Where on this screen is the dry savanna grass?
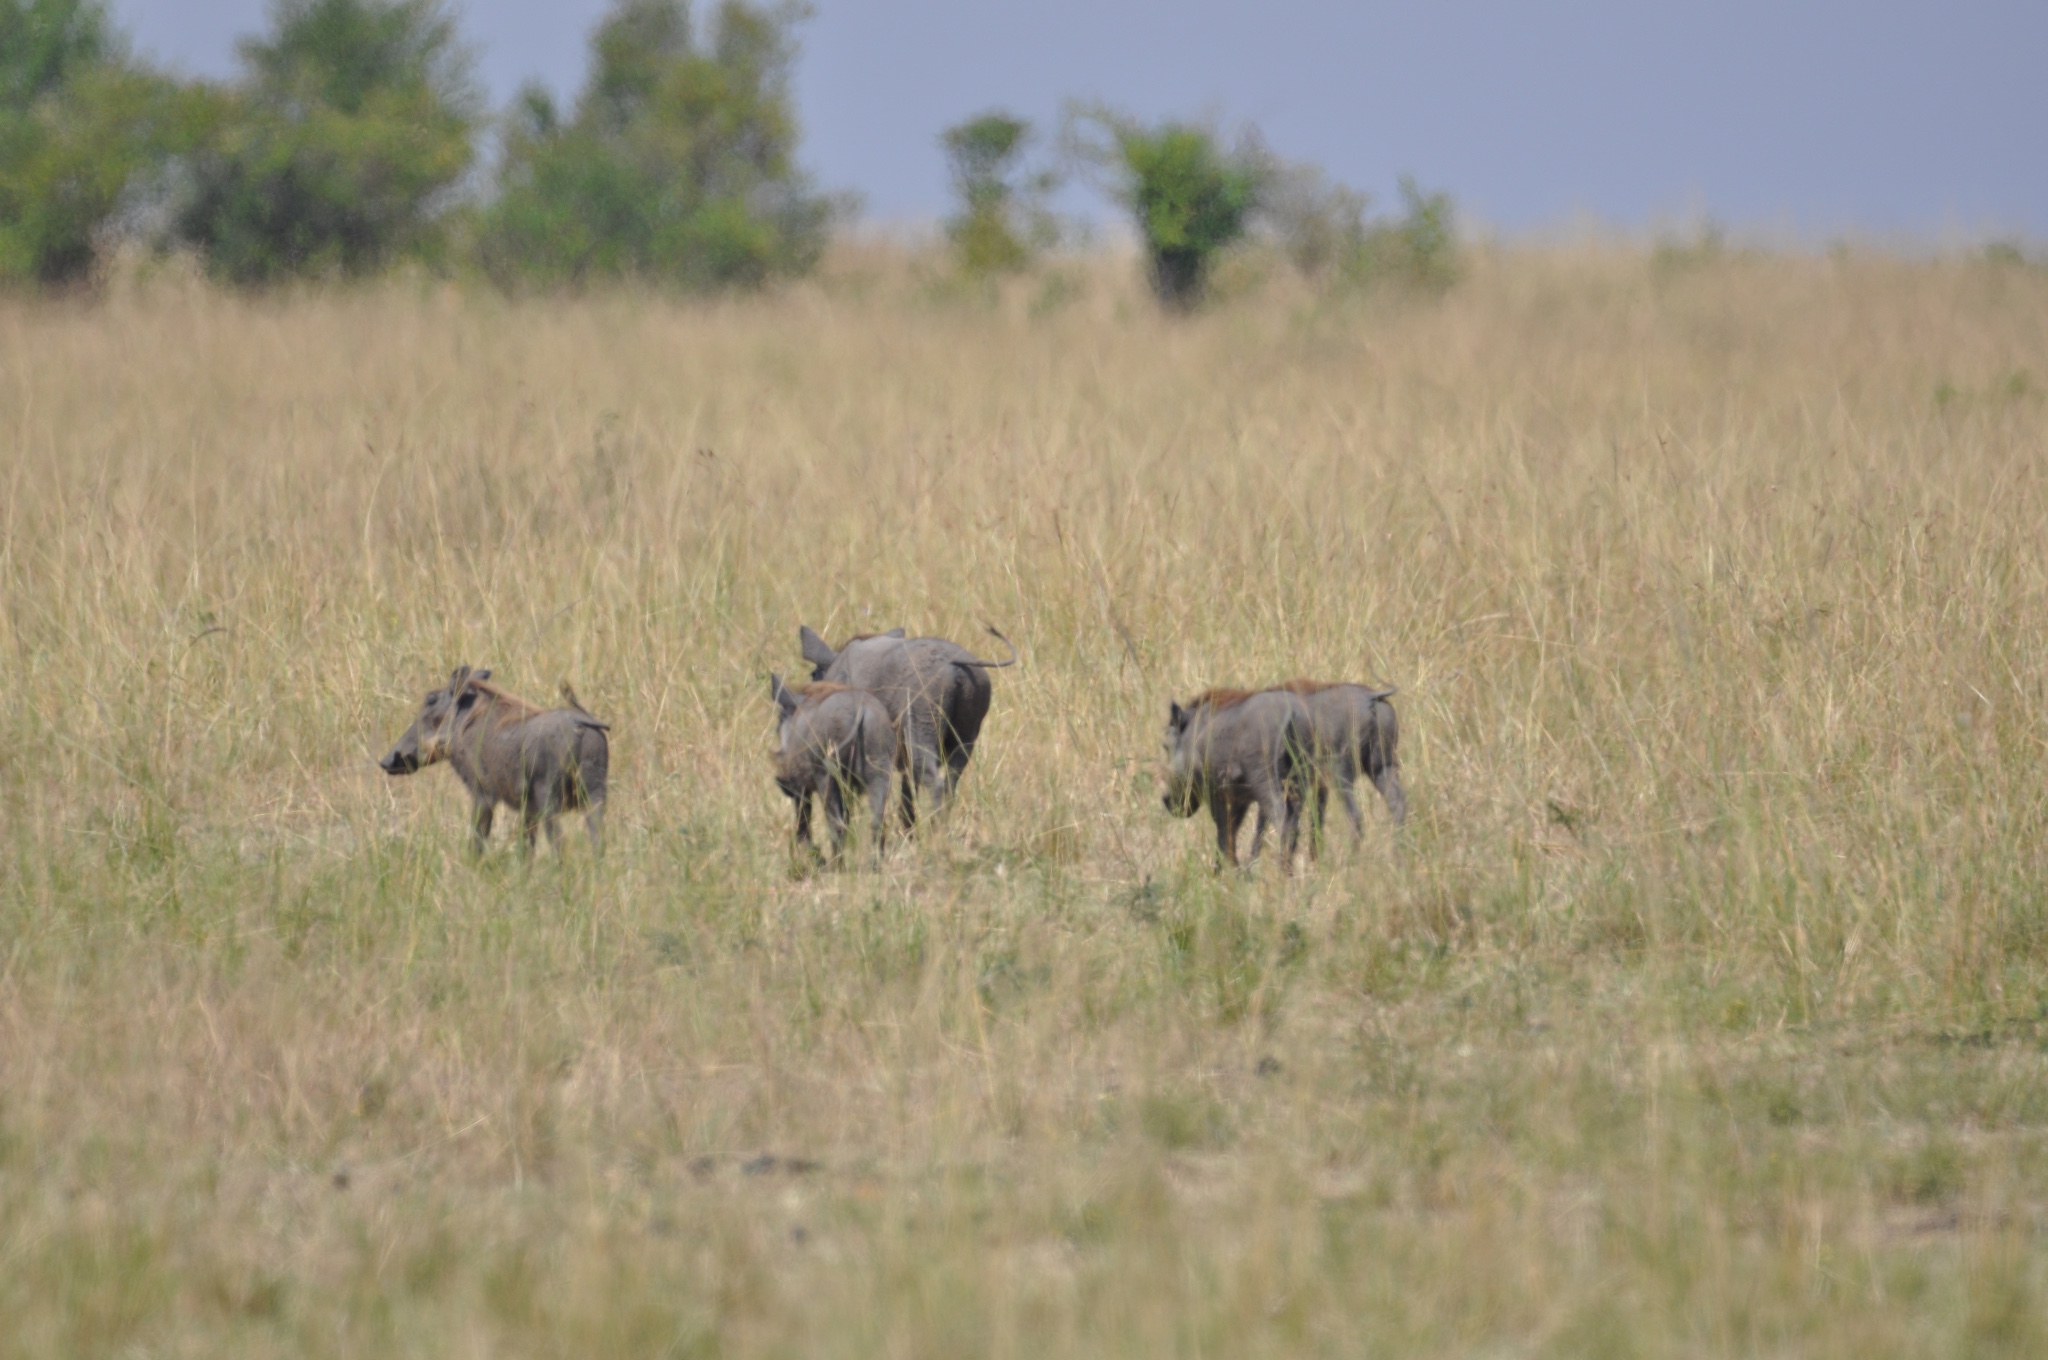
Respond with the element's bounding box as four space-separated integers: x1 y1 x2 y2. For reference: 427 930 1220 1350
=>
3 244 2047 1357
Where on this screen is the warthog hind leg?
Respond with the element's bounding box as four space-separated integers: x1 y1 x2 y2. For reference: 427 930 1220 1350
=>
865 778 890 862
470 798 495 856
1373 766 1407 826
1338 770 1366 841
520 780 559 857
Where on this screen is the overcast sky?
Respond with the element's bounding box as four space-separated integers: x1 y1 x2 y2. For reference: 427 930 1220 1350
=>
111 0 2048 239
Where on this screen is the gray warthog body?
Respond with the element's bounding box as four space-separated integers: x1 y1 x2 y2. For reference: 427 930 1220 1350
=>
1277 679 1406 841
799 624 1015 827
770 676 894 862
380 666 608 855
1161 687 1311 870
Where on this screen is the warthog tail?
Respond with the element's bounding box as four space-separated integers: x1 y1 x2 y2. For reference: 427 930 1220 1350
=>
559 680 611 730
951 624 1019 670
850 710 867 780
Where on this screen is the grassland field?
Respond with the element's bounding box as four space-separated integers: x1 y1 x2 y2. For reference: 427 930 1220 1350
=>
3 243 2048 1357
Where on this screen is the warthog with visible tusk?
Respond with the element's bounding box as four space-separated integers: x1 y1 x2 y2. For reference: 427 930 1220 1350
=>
1160 687 1312 870
770 675 895 863
379 665 608 856
1274 680 1406 844
797 624 1016 829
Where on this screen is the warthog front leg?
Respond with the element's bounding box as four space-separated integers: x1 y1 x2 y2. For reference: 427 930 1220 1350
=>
1211 790 1249 868
1248 781 1299 873
821 778 850 862
792 791 820 858
470 797 495 856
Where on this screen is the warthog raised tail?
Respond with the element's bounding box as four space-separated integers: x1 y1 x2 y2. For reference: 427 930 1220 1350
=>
798 623 1016 828
380 665 609 856
771 675 894 863
1161 687 1311 871
1276 680 1405 843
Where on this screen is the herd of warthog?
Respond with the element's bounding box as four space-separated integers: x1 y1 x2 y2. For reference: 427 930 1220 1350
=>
379 627 1404 871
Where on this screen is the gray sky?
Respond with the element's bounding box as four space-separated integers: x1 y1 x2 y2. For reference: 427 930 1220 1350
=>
112 0 2048 239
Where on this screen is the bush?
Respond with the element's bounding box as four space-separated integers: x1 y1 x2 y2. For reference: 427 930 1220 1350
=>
0 0 198 286
173 0 480 284
1350 176 1459 293
940 110 1056 276
479 0 839 291
1261 159 1368 281
1065 106 1268 308
1263 166 1459 296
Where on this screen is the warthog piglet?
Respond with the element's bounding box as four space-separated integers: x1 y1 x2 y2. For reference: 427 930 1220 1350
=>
771 674 896 863
380 665 608 855
1161 687 1312 871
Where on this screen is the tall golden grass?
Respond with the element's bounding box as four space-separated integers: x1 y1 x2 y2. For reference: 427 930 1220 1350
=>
3 243 2047 1356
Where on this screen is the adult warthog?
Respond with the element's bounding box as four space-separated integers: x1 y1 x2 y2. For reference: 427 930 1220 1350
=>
769 675 894 864
380 665 608 856
797 624 1016 828
1161 687 1312 871
1275 680 1405 844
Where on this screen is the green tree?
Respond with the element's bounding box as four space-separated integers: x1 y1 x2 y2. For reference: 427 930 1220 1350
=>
0 0 197 286
941 110 1055 275
480 0 839 290
1066 106 1268 308
174 0 480 284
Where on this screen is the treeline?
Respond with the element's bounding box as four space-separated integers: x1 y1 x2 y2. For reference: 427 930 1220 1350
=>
0 0 1459 305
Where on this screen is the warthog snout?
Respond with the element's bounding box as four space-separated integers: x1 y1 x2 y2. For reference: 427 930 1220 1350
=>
1161 702 1203 817
380 668 488 778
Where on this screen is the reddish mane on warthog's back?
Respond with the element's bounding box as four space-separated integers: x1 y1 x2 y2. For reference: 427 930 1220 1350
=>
1184 686 1257 711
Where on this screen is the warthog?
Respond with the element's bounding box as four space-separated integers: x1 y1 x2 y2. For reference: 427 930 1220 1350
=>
379 665 609 856
1161 687 1312 870
770 675 894 862
798 624 1017 828
1275 680 1406 843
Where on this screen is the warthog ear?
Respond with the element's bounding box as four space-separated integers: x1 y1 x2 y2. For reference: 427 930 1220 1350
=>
881 627 906 639
770 672 799 717
472 668 491 682
1168 701 1188 731
799 626 836 669
448 664 472 692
